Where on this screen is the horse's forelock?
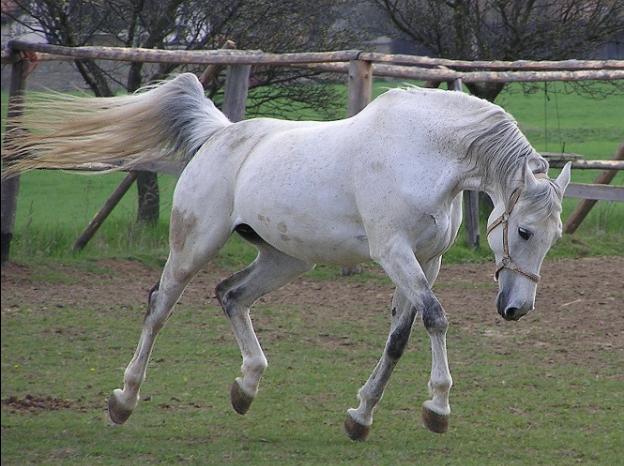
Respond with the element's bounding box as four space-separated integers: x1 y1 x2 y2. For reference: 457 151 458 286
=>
522 179 563 220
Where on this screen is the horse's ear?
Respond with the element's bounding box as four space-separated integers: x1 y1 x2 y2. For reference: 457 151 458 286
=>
554 162 572 197
523 160 539 188
527 156 549 176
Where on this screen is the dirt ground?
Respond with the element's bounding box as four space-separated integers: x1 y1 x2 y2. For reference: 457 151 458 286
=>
1 256 623 374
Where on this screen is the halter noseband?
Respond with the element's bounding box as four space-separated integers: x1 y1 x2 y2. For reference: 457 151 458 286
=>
486 188 541 283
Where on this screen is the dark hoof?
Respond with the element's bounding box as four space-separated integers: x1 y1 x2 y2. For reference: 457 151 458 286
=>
344 414 370 441
422 405 449 434
107 394 133 425
230 380 254 415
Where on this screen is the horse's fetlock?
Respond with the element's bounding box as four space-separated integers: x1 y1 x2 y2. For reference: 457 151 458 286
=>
123 371 143 394
244 355 268 374
432 375 453 393
359 386 383 405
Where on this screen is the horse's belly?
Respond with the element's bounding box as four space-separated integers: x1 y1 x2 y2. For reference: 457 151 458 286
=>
234 184 371 265
236 204 371 265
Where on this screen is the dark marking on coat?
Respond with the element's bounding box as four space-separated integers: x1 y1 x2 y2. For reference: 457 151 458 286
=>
391 307 397 317
257 214 271 225
227 133 253 150
277 222 288 233
170 208 198 252
370 161 385 173
144 281 160 320
387 309 417 360
422 293 448 332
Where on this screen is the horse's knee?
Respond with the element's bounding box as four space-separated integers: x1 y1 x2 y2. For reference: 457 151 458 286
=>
422 294 448 334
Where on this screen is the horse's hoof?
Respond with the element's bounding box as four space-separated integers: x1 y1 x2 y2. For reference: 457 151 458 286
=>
422 405 449 434
344 413 370 441
107 392 133 425
230 380 254 415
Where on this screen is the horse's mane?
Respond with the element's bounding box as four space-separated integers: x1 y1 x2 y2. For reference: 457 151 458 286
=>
399 87 560 215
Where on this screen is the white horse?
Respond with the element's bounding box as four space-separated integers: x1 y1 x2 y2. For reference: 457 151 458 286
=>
4 73 571 440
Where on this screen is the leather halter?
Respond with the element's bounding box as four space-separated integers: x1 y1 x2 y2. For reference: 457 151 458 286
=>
486 188 541 283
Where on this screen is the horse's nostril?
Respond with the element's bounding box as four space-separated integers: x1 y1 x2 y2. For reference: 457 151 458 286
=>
505 307 518 320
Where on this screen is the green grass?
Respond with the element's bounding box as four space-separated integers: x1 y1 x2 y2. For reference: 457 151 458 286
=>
2 294 622 465
1 81 623 268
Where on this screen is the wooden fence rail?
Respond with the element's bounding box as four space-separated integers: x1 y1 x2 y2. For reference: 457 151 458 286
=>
5 41 624 70
358 52 624 70
5 40 361 65
4 42 624 83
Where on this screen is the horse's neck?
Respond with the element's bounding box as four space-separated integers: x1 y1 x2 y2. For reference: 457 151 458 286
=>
454 166 508 210
376 89 538 207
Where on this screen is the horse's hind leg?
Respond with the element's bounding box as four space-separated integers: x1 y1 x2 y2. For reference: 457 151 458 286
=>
108 211 231 424
215 226 312 415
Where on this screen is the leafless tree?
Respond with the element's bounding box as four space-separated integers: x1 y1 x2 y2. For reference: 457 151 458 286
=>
7 0 355 223
371 0 624 100
369 0 623 215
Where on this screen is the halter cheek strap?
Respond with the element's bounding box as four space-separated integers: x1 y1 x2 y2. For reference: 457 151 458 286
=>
486 188 541 283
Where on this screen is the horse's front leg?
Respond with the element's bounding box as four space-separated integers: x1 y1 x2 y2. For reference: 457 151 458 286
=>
345 239 452 440
420 292 452 433
344 288 416 441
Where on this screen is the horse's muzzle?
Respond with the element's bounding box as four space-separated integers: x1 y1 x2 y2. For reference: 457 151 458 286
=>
496 292 531 321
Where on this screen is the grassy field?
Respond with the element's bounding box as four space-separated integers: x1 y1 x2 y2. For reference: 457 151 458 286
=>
3 304 619 465
2 257 623 465
1 81 622 267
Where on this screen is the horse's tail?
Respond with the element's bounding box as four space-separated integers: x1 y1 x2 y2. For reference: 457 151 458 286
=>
1 73 231 179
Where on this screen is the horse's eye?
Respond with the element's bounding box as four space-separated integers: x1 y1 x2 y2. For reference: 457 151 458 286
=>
518 227 533 240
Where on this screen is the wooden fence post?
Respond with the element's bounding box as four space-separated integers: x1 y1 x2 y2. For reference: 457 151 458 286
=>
342 59 373 276
449 78 481 248
347 59 373 116
72 171 139 251
564 143 624 234
222 64 251 122
1 56 29 265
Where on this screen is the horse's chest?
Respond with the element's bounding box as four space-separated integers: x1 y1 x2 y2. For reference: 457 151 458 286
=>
409 202 462 261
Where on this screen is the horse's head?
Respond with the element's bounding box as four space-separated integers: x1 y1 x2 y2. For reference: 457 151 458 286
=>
486 162 571 321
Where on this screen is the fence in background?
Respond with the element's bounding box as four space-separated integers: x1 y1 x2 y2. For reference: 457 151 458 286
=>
1 41 623 263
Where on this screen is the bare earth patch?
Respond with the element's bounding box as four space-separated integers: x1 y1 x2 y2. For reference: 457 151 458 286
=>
2 256 622 373
3 394 79 412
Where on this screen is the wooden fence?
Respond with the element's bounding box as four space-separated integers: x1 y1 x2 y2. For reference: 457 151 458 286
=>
1 41 623 263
